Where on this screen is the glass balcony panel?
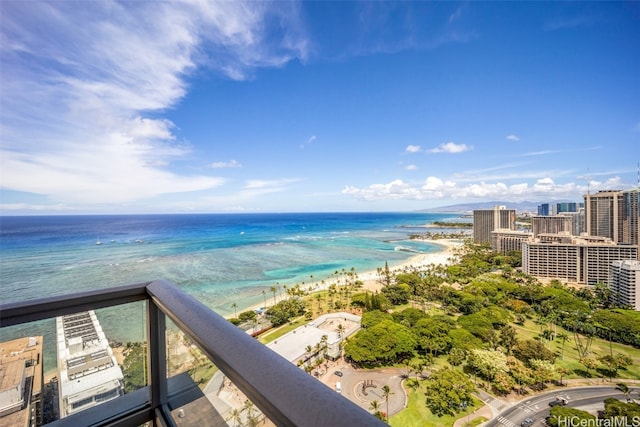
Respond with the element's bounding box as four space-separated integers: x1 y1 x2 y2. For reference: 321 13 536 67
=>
164 319 276 426
1 280 384 427
0 301 147 425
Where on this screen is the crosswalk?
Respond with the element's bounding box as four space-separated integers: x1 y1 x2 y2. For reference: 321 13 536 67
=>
495 416 516 427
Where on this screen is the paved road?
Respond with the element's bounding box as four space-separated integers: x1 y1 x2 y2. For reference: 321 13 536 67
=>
485 386 632 427
324 364 407 416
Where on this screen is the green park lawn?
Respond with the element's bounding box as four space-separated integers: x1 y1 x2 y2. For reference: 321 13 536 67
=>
511 319 640 380
389 386 483 427
258 316 307 344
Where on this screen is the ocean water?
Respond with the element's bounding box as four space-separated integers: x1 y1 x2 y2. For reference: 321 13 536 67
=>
1 212 458 369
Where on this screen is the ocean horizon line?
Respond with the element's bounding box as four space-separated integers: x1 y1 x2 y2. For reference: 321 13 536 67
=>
0 209 464 218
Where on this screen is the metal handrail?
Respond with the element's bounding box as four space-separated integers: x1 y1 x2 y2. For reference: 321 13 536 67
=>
0 279 385 427
0 281 150 327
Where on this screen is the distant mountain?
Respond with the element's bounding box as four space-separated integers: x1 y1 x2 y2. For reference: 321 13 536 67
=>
422 201 563 214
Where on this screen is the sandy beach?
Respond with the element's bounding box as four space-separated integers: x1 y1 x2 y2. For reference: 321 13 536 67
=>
358 238 463 293
236 238 464 316
40 239 464 382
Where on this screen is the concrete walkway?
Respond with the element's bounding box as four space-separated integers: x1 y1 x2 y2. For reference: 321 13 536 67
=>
452 402 493 427
452 389 508 427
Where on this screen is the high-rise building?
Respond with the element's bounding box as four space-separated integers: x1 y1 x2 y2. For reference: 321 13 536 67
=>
473 206 516 245
491 230 531 254
610 259 640 310
56 311 124 418
522 235 638 285
585 190 624 243
556 202 581 213
537 203 550 216
0 337 43 427
563 210 586 236
531 215 573 237
622 188 639 246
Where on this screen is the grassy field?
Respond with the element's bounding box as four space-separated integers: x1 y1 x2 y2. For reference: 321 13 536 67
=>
511 319 640 380
258 316 307 344
189 362 218 388
389 386 483 427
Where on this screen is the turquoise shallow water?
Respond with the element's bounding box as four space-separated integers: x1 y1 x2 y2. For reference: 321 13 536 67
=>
0 212 459 371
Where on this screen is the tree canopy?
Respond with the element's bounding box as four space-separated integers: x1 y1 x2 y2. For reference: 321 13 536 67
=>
344 319 417 366
424 368 475 417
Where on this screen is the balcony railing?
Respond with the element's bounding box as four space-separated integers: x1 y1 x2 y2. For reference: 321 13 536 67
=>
1 279 385 427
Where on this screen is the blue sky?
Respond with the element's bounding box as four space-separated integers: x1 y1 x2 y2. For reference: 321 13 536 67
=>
1 1 638 214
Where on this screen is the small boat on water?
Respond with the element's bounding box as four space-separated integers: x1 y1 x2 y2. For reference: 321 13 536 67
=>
96 237 102 245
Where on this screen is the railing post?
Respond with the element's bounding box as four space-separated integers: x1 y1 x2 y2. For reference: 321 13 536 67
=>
147 300 169 425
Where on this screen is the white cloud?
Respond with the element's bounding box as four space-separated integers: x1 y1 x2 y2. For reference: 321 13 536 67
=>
406 145 422 153
342 174 635 203
343 180 422 201
0 1 307 206
211 160 242 169
506 134 520 142
244 178 301 190
543 15 592 32
301 135 316 149
429 141 472 154
0 203 73 212
449 6 463 24
405 164 418 171
519 146 602 158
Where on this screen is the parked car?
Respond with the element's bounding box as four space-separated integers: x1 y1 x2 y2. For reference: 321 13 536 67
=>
549 397 568 407
521 418 534 427
334 371 343 377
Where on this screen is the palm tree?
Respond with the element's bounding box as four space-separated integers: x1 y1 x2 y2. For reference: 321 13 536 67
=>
557 332 569 360
616 383 632 402
381 385 393 421
336 323 345 340
407 378 420 393
262 289 267 308
231 302 238 318
270 286 277 305
369 400 380 413
556 366 570 386
243 399 256 422
230 408 242 427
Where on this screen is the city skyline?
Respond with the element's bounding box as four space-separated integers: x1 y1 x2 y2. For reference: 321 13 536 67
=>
1 1 639 215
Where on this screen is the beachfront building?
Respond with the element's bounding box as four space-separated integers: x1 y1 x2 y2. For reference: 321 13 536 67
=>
609 260 640 310
56 311 124 418
473 206 516 245
0 337 43 427
267 313 361 366
491 229 531 254
522 235 638 285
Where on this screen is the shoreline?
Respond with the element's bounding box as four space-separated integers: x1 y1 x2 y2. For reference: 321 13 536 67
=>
41 238 464 381
234 238 464 316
